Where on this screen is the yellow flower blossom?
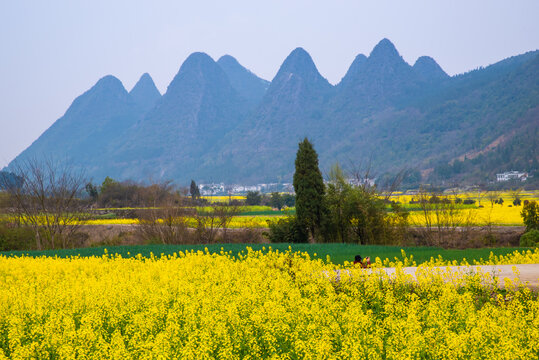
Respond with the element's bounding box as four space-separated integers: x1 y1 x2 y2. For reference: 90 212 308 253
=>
0 248 537 358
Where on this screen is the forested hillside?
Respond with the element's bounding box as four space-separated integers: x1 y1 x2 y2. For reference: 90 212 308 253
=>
6 39 538 185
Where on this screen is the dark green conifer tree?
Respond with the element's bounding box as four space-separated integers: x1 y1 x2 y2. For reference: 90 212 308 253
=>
190 180 200 200
293 138 327 241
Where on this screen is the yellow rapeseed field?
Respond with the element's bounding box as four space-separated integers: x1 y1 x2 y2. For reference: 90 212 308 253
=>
392 191 539 226
202 195 246 203
86 216 278 228
389 190 539 205
1 248 538 359
85 207 523 227
407 205 525 226
86 191 537 227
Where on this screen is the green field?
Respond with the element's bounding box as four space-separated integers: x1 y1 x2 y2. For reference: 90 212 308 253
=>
0 243 531 265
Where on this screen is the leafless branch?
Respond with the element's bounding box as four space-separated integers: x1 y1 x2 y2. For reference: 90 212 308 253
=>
1 157 88 249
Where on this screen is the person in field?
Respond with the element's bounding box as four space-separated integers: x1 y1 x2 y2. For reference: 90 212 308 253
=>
354 254 371 268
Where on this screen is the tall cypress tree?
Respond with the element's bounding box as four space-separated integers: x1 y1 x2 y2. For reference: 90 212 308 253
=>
293 138 327 241
190 180 200 200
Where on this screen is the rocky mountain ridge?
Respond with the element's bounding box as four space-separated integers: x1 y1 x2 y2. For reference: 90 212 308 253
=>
6 39 539 185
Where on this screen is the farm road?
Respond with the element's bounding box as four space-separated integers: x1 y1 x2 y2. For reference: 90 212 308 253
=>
380 264 539 291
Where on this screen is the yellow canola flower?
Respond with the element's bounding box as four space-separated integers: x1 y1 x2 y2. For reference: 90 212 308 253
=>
372 247 539 268
80 204 529 227
389 190 539 226
201 195 246 203
81 216 279 227
0 249 538 359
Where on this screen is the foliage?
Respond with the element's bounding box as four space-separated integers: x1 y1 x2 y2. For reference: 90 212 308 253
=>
0 222 34 251
98 177 178 208
268 192 296 210
326 164 404 245
98 177 137 207
269 192 284 210
100 176 118 194
520 229 539 247
189 180 200 200
245 191 262 206
346 185 390 245
282 193 296 207
1 249 538 358
521 200 539 231
325 164 350 243
266 217 308 243
293 138 327 241
85 182 98 201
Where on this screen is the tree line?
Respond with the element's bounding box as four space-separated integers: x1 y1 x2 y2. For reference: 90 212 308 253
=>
2 145 538 251
267 138 408 245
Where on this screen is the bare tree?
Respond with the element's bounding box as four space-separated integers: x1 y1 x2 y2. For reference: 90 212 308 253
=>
133 181 195 244
381 168 414 201
0 191 10 211
1 158 88 249
476 186 488 207
346 158 413 200
194 204 240 243
136 200 191 244
347 157 375 192
486 190 500 208
415 187 435 242
449 187 461 204
141 180 176 207
415 187 475 247
509 188 523 206
224 184 234 204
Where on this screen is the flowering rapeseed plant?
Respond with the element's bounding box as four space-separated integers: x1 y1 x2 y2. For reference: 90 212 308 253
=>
357 248 539 268
0 248 537 359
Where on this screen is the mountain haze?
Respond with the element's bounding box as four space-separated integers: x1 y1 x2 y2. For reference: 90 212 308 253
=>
6 40 539 185
217 55 269 107
216 47 334 182
107 52 250 181
11 75 142 175
129 73 161 112
413 56 449 82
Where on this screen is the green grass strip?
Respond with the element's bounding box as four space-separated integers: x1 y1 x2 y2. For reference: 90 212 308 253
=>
0 243 530 265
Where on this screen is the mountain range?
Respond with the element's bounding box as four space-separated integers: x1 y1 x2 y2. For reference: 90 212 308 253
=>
5 39 539 185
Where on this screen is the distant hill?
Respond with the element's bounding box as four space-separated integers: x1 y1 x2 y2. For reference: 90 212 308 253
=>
104 52 251 182
129 73 161 113
5 40 539 185
217 55 269 108
413 56 449 82
218 47 334 182
0 171 22 190
9 75 143 179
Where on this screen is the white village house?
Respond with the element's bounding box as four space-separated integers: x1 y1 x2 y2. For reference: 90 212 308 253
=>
496 171 528 182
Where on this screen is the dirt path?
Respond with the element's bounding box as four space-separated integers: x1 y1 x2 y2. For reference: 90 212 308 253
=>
330 264 539 291
379 264 539 291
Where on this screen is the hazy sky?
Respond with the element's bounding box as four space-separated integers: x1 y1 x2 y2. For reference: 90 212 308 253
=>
1 0 538 168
